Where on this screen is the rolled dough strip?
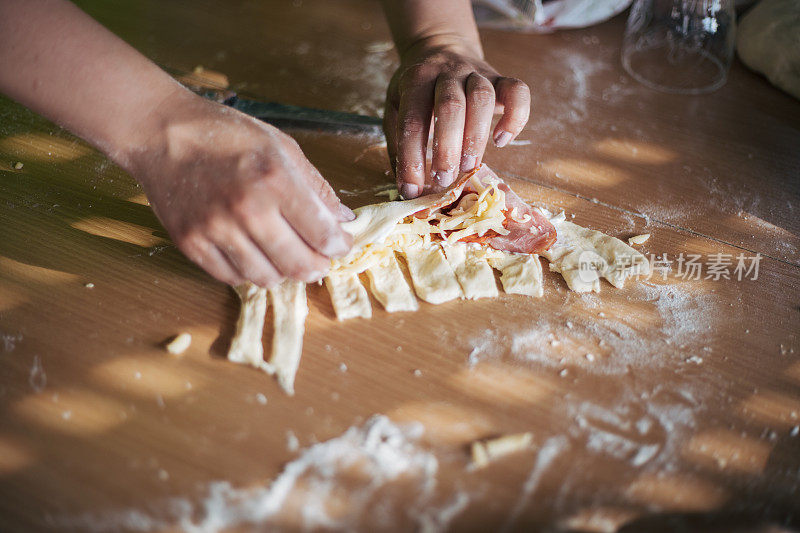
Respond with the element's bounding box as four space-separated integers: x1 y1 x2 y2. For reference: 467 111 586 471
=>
442 243 499 300
403 246 463 304
227 283 270 371
267 281 308 396
365 255 419 312
542 219 650 293
324 272 372 320
488 253 544 297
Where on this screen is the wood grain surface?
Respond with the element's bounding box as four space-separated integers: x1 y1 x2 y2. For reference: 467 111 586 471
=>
1 1 799 531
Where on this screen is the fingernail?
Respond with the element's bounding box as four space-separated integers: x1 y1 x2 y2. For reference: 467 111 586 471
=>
434 169 455 188
338 203 356 221
400 183 420 199
460 155 478 172
322 234 350 257
494 131 513 148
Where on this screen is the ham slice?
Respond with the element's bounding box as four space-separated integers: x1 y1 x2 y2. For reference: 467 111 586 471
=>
458 166 557 254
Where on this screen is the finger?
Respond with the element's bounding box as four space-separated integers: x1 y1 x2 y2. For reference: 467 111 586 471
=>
299 157 355 222
383 103 399 177
430 75 466 188
493 77 531 147
181 233 245 286
461 72 496 172
246 210 331 283
272 171 353 258
396 66 435 198
206 217 284 287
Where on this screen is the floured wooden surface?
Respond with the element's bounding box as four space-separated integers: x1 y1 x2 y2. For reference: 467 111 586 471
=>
1 1 799 531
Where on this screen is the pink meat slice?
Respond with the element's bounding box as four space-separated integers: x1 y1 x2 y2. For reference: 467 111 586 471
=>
463 166 557 254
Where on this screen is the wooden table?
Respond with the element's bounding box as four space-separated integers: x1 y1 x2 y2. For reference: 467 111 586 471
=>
1 1 798 531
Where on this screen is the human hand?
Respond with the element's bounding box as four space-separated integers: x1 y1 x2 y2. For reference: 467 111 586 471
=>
383 39 531 198
124 93 354 288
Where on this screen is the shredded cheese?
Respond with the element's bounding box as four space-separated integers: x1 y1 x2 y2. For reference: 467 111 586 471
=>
333 176 512 276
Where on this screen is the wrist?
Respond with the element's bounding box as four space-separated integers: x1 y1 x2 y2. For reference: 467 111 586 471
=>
399 32 484 63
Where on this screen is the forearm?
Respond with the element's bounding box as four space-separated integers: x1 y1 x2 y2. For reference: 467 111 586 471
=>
0 0 187 170
380 0 483 59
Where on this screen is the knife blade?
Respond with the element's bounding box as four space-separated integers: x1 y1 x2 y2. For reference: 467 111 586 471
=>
200 90 384 135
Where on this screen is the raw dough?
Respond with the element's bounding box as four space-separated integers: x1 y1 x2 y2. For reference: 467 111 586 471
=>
471 432 534 468
542 216 650 293
487 253 544 297
325 272 372 320
267 281 308 395
365 255 419 312
442 243 499 300
737 0 800 101
227 283 270 370
403 246 464 304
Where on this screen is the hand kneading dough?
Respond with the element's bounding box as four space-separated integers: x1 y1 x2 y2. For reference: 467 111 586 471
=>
737 0 800 100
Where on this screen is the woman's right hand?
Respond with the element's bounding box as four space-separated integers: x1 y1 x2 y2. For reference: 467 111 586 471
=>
124 92 354 288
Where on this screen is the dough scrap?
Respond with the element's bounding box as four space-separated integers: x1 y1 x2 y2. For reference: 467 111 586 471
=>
325 271 372 320
442 243 499 300
365 255 419 312
471 432 534 468
166 333 192 355
403 246 463 304
267 281 308 396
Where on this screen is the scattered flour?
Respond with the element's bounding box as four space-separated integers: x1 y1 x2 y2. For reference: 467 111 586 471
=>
29 355 46 393
52 416 468 533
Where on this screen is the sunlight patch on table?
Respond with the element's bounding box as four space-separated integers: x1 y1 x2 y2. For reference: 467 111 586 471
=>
738 390 800 429
0 435 36 474
11 389 127 436
90 355 204 399
70 216 166 248
0 256 80 285
593 138 675 164
542 159 628 188
0 132 92 162
447 362 557 407
626 472 727 512
682 428 772 474
387 401 494 445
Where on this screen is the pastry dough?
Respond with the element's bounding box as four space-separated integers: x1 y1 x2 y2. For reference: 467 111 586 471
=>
225 165 652 394
402 247 463 304
542 217 650 293
325 272 372 320
365 255 419 312
227 283 270 371
487 253 544 297
442 243 498 300
267 281 308 396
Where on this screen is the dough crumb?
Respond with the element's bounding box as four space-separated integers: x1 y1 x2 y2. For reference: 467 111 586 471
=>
166 333 192 355
13 161 23 170
628 233 651 245
84 282 95 289
339 362 348 373
413 369 422 377
471 432 533 468
255 393 267 405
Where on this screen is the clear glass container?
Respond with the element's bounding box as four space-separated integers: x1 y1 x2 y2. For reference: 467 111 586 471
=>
622 0 736 94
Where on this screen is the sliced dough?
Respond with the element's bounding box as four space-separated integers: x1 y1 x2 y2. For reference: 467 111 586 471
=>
442 243 499 300
324 272 372 320
267 281 308 396
542 220 650 293
227 283 270 370
403 246 463 304
365 255 419 312
488 253 544 297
